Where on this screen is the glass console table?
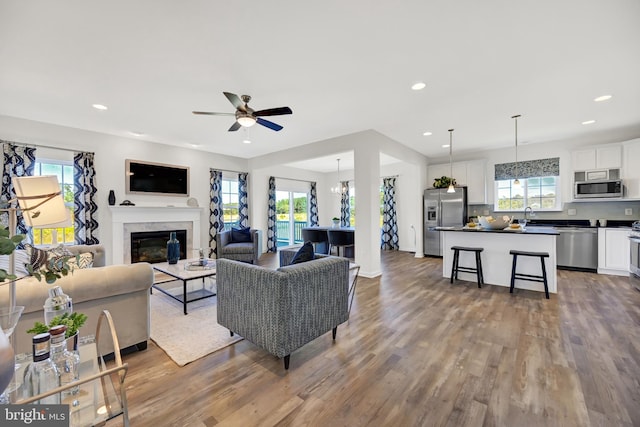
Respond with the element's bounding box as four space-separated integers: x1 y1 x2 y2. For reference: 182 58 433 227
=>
9 310 129 426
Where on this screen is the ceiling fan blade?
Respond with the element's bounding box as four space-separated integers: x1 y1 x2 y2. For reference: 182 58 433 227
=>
192 111 235 116
223 92 247 112
228 121 242 132
254 106 293 117
257 117 283 131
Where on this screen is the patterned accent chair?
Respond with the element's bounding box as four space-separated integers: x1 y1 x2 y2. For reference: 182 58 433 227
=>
215 229 260 264
216 251 350 369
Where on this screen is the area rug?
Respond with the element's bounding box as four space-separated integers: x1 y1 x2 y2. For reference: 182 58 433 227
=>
149 288 243 366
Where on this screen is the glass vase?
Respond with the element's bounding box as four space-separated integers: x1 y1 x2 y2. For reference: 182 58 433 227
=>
167 232 180 264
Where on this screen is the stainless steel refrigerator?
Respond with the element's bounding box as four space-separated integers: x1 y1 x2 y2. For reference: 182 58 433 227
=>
423 187 468 256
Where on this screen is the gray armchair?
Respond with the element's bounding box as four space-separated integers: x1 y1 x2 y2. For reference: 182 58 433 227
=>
216 253 350 369
215 228 260 264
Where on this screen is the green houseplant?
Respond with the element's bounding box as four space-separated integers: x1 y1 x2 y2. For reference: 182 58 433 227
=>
0 226 86 338
433 176 457 189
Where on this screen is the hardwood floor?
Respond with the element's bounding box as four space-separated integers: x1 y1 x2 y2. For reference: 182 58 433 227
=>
107 251 640 426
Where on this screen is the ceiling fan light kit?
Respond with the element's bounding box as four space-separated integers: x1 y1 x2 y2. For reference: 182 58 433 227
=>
193 92 292 132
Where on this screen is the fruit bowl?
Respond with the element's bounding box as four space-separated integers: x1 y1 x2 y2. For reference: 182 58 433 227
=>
477 215 512 230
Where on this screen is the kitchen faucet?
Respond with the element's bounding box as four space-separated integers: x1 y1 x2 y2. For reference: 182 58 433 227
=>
524 206 533 223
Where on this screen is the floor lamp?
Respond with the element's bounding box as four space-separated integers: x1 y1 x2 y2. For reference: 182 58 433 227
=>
0 175 71 395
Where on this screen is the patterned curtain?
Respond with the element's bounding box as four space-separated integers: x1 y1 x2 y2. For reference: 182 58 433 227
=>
340 181 350 227
209 169 224 258
267 176 277 253
73 152 100 245
1 142 36 246
381 177 399 250
238 172 249 228
309 181 319 226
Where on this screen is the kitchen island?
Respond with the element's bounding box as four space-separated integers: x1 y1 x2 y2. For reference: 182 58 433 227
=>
440 226 559 294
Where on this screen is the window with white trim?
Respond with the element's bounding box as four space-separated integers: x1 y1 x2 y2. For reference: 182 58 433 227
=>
494 157 561 212
33 161 75 244
221 178 239 230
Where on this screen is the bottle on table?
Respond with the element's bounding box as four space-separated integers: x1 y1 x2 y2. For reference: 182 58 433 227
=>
49 325 80 399
23 332 60 404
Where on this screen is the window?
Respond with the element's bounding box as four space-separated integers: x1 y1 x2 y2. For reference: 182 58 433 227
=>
275 191 308 247
33 161 75 245
221 178 239 230
495 176 560 211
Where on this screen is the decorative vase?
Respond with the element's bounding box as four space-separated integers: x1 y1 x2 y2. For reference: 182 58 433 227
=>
43 286 73 326
332 219 340 228
0 329 14 401
167 232 180 264
108 190 116 206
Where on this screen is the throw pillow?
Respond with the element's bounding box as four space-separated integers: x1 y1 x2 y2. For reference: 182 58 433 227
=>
24 243 75 270
66 252 94 270
231 227 252 243
0 249 30 276
290 241 315 265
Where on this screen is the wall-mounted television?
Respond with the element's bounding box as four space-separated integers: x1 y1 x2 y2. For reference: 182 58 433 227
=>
125 159 190 196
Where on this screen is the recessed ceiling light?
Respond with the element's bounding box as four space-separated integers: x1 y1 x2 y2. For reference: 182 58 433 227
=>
92 104 108 110
242 139 252 144
411 82 426 91
582 120 596 125
594 95 612 102
423 131 433 136
128 131 145 137
442 144 450 148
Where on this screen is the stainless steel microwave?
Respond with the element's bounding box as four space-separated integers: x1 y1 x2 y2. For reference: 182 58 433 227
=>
574 179 623 199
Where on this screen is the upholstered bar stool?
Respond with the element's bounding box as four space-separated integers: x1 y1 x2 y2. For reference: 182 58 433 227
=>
327 229 355 258
509 250 550 299
450 246 484 288
301 228 329 254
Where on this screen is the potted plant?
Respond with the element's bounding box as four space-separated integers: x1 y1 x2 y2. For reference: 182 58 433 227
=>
433 176 456 189
332 217 340 228
0 226 86 348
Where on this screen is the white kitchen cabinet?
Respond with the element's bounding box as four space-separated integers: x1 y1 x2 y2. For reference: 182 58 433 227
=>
598 228 631 276
427 160 486 204
622 138 640 198
572 145 622 172
465 160 486 204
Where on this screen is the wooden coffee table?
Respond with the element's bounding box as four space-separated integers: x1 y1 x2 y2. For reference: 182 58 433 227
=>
152 259 216 315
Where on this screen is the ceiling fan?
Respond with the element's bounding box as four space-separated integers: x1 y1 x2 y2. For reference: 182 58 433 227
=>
192 92 292 132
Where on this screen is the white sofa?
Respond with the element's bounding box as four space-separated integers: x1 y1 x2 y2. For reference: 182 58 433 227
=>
0 245 154 355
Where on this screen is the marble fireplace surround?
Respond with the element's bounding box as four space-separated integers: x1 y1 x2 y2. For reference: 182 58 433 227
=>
110 206 203 264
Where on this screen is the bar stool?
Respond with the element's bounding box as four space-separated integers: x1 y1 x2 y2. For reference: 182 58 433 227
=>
509 250 550 299
450 246 484 288
327 229 355 258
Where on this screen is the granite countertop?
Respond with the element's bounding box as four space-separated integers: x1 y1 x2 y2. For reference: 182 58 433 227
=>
437 226 559 235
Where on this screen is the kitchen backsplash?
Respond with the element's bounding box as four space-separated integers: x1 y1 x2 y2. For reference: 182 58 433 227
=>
469 200 640 221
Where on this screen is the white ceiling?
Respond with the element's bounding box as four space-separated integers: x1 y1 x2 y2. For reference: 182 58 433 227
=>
1 1 639 172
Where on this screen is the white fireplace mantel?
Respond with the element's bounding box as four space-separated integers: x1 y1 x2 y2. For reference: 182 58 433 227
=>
110 206 203 264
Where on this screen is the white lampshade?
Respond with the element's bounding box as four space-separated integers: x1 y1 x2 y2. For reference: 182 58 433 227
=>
11 176 72 228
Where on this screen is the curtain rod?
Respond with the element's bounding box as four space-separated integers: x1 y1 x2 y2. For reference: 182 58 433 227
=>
211 168 249 175
271 176 314 184
1 140 94 155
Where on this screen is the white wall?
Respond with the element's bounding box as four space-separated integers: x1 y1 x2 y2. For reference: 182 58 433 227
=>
1 116 429 269
0 115 248 264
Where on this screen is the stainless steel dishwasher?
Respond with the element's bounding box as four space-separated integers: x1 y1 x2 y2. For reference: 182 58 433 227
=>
556 227 598 271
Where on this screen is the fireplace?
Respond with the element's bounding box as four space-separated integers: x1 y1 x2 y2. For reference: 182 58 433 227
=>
131 230 187 263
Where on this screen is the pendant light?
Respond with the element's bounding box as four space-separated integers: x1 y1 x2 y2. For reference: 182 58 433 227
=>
330 158 346 195
512 115 521 186
447 129 455 193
